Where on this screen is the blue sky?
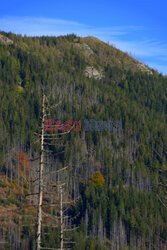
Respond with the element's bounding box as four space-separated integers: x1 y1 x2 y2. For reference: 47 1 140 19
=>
0 0 167 74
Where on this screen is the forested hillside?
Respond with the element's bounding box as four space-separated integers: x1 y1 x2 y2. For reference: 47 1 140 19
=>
0 31 167 249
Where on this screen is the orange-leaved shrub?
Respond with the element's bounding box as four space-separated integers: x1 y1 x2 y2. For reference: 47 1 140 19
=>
89 171 105 187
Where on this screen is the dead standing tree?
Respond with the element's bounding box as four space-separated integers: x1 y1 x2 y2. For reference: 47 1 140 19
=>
37 93 45 250
35 92 77 250
53 172 77 250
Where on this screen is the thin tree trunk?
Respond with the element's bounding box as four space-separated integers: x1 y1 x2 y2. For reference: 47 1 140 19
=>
37 94 45 250
60 185 63 250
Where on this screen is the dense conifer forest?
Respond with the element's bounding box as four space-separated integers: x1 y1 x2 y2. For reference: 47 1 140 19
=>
0 31 167 249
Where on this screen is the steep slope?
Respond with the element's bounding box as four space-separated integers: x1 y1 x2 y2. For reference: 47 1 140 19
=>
0 32 166 250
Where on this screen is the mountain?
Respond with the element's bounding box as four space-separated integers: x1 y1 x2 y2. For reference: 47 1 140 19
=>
0 31 166 249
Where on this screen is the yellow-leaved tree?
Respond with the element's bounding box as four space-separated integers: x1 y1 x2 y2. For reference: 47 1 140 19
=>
89 171 105 187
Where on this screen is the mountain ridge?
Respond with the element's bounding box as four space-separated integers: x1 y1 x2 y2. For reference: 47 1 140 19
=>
0 31 155 80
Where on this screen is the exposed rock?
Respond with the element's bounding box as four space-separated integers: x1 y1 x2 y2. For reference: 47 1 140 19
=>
137 63 153 75
75 42 93 56
0 34 13 45
82 43 94 56
85 66 104 80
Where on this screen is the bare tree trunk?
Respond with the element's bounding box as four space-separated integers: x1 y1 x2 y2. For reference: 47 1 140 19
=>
37 94 45 250
60 185 64 250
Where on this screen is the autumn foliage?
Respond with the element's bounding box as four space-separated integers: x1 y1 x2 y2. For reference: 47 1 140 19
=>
89 171 105 187
17 85 24 93
17 152 29 177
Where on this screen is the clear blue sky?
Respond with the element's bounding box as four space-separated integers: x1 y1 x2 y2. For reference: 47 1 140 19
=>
0 0 167 74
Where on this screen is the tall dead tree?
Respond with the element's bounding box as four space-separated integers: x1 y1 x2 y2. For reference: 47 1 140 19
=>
55 177 77 250
35 92 77 250
37 93 45 250
60 184 64 250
